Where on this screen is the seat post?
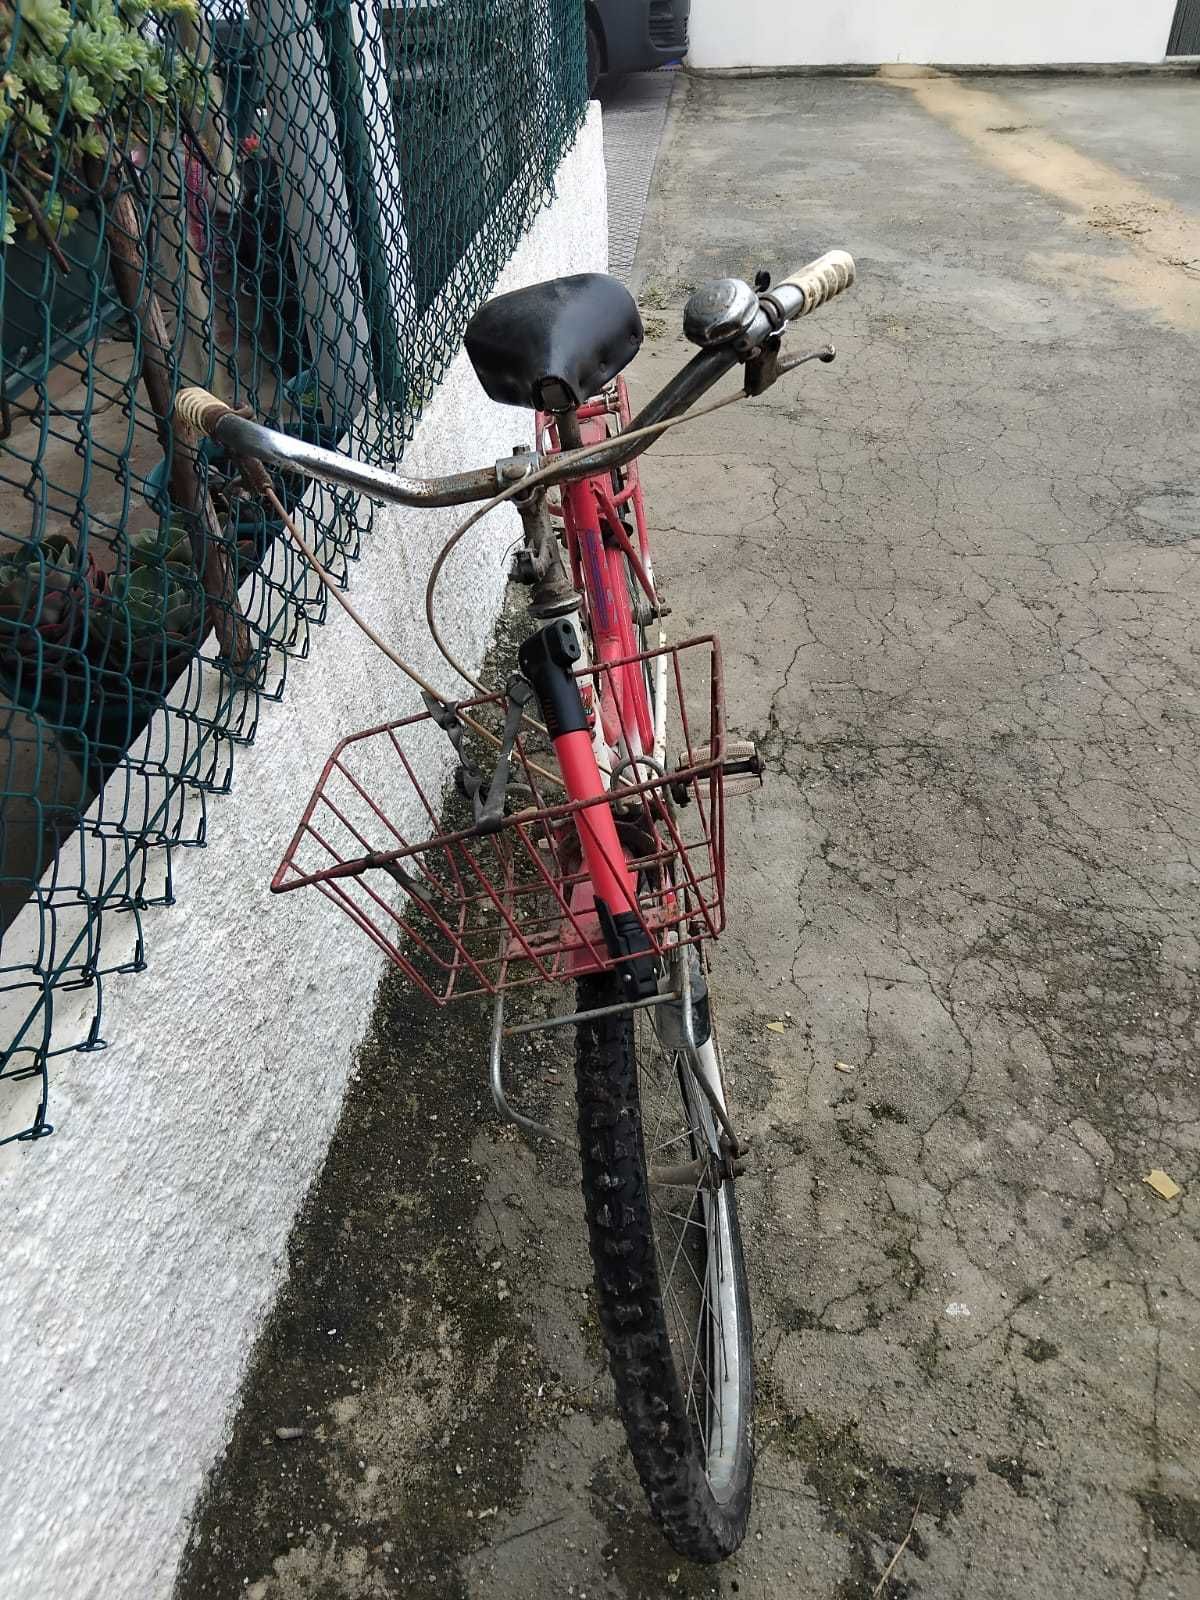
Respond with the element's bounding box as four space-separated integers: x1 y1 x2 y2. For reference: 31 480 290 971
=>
556 408 583 451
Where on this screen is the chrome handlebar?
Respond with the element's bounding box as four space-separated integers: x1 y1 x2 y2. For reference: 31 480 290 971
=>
203 411 504 508
175 250 855 510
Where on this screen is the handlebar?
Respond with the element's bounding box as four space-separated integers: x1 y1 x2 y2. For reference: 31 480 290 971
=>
771 249 856 321
174 391 502 507
175 249 855 508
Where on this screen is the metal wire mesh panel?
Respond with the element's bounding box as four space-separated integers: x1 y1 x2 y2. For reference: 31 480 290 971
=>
272 639 727 1003
0 0 586 1143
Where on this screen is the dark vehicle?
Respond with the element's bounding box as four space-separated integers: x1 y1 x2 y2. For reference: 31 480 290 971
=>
586 0 690 92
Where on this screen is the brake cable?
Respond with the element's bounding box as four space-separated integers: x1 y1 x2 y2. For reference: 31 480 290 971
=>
424 346 835 694
248 470 564 789
427 382 749 696
241 346 831 792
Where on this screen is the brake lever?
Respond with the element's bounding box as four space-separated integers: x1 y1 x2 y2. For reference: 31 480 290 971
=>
743 341 837 398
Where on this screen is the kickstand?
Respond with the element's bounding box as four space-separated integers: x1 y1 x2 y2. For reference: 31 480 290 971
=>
488 994 559 1142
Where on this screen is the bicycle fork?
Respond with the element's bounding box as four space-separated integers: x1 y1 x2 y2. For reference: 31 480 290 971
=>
518 618 658 1002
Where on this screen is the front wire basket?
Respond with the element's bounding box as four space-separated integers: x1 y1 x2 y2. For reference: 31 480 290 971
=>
272 637 727 1004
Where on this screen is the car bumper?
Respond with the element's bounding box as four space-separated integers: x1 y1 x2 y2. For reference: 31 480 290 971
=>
596 0 690 75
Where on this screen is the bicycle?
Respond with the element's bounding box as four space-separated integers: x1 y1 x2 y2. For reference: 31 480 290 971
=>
175 246 855 1562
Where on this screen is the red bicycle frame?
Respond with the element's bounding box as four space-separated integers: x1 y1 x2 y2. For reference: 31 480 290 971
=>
539 379 658 758
526 378 666 989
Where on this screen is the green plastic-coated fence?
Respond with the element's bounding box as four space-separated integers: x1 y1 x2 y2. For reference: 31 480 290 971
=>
0 0 587 1143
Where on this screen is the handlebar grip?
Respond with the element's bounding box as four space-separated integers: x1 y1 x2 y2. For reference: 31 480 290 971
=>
176 386 233 437
777 250 856 317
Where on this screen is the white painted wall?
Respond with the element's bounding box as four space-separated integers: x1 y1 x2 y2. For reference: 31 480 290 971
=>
688 0 1181 69
0 102 606 1600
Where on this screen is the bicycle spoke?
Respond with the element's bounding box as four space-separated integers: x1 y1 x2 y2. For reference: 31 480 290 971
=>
683 1301 709 1442
620 1002 745 1502
653 1226 694 1366
657 1161 718 1446
660 1246 713 1437
647 1126 696 1159
697 1268 718 1469
642 1046 676 1150
664 1172 707 1291
658 1207 708 1230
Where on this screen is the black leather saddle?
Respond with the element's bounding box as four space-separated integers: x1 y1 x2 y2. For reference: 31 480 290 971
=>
464 273 643 412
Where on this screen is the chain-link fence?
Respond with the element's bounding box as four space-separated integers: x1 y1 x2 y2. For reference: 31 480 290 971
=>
0 0 587 1144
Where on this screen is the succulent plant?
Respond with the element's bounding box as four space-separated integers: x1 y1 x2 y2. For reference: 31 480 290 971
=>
0 531 102 659
89 521 203 683
0 0 209 248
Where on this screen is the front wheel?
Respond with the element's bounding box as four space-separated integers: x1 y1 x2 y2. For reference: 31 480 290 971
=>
575 972 754 1560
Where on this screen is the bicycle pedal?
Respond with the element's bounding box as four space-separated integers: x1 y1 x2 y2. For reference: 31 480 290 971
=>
722 740 761 768
723 740 764 796
674 739 763 802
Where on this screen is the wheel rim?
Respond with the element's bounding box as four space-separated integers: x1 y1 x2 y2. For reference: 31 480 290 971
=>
636 1011 747 1500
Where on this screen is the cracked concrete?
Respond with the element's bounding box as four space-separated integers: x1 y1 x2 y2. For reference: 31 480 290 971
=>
175 73 1199 1600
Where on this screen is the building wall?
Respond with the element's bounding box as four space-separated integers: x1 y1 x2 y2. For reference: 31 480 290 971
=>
688 0 1181 69
0 102 606 1600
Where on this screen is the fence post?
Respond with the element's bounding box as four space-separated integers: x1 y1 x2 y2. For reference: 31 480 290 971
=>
246 0 374 432
322 0 414 409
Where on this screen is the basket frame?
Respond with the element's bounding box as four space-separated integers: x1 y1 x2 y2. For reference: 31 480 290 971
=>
271 636 727 1004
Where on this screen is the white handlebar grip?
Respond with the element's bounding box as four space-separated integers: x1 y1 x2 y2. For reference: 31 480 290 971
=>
779 249 856 315
175 386 231 435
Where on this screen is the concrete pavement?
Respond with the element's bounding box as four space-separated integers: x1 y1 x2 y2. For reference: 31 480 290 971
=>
176 71 1200 1600
599 71 675 283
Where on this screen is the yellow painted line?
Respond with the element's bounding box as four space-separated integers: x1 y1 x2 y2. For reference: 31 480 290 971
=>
881 65 1200 332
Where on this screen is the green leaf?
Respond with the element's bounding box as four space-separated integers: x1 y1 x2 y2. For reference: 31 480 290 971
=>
0 204 15 248
2 0 211 180
33 192 81 242
18 0 73 55
65 22 131 96
138 64 169 101
124 567 174 625
75 128 107 159
19 98 53 142
64 71 104 123
19 54 61 98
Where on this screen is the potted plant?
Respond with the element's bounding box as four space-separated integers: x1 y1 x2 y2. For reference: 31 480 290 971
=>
0 531 106 668
88 522 204 695
142 444 286 581
2 4 255 676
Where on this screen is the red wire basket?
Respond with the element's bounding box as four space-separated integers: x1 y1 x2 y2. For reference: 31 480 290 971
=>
271 637 727 1004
